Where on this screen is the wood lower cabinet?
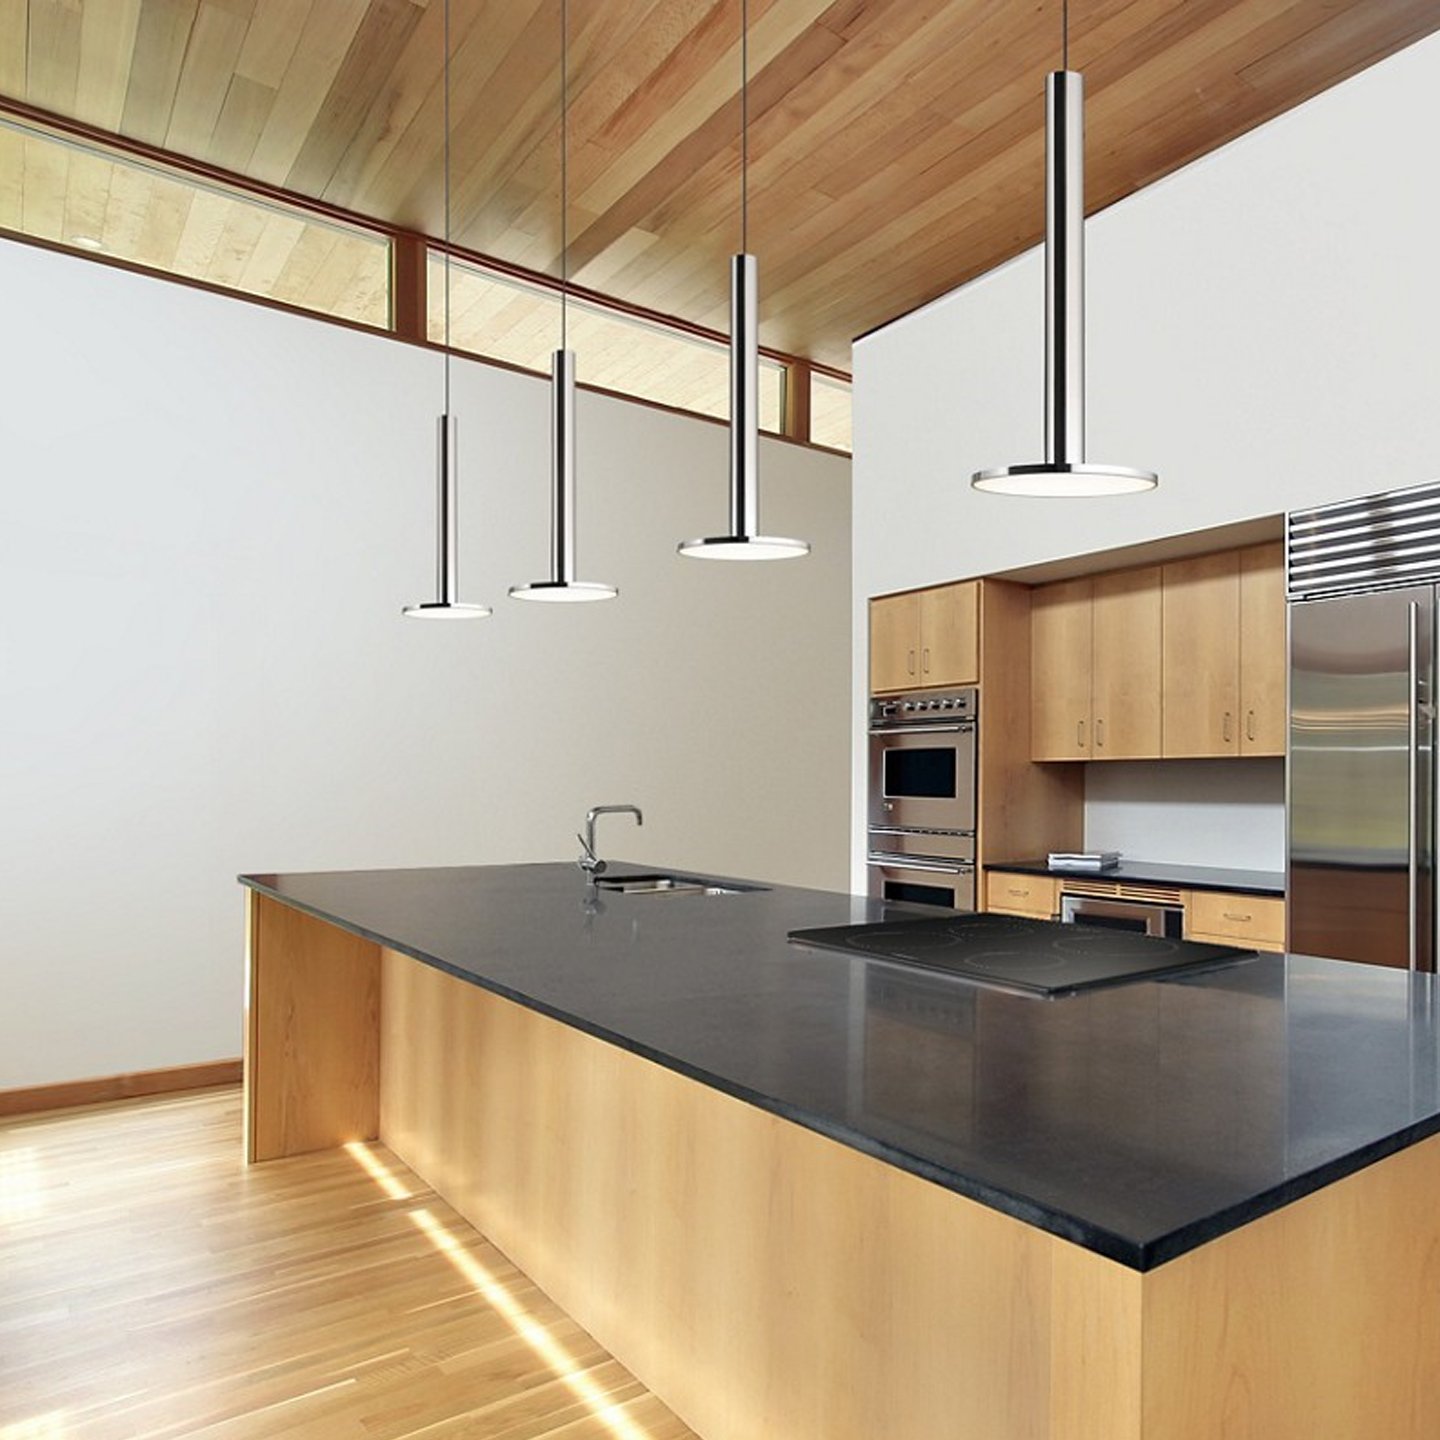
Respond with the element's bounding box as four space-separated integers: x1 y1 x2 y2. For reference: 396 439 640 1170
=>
986 871 1058 919
869 581 979 693
1184 890 1286 953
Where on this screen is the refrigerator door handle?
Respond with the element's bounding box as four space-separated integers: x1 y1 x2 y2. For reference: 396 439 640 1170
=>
1410 600 1420 972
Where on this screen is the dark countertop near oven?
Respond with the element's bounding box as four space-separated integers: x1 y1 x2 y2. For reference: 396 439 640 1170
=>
241 863 1437 1271
985 857 1286 897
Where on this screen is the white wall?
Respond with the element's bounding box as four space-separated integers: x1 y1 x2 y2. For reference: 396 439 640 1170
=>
1083 761 1285 872
0 241 851 1089
852 32 1440 879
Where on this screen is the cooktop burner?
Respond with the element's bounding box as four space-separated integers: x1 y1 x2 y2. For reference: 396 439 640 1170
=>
787 913 1255 996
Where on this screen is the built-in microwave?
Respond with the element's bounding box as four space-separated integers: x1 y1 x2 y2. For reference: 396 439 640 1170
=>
1059 893 1184 938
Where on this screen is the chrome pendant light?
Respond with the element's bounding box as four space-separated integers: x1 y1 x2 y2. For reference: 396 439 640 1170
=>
678 0 808 561
971 2 1156 498
512 0 616 603
404 0 491 618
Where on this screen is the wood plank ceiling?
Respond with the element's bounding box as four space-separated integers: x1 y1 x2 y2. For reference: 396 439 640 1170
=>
3 0 1438 370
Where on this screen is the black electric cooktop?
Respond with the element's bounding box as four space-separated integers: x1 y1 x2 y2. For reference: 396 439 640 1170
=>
787 912 1256 996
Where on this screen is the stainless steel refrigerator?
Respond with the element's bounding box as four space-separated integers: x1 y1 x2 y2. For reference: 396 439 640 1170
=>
1288 481 1440 970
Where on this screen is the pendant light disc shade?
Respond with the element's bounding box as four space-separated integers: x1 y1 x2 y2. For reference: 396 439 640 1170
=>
678 534 811 560
401 601 493 619
509 579 618 602
972 461 1158 497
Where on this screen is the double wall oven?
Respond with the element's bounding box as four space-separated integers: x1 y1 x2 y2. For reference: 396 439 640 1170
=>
867 687 977 910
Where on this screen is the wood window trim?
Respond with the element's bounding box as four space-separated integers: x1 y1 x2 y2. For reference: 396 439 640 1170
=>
0 95 851 450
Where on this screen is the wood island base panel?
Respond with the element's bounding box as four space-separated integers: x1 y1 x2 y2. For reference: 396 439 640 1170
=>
242 877 1440 1440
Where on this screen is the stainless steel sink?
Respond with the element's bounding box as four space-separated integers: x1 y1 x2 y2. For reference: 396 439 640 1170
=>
591 872 758 897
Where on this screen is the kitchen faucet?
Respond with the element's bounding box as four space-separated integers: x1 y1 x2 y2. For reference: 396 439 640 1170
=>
577 804 643 876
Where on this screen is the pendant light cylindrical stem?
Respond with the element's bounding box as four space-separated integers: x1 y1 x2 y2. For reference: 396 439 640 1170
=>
970 67 1155 497
551 348 576 584
437 412 459 602
730 252 759 538
1046 70 1084 468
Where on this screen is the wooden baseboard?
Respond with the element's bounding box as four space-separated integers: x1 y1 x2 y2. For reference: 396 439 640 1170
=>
0 1059 242 1119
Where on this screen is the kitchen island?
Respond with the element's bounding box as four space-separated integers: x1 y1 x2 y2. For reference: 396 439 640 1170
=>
242 863 1440 1440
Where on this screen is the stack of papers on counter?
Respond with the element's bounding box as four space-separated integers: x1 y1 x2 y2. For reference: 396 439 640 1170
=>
1047 851 1121 871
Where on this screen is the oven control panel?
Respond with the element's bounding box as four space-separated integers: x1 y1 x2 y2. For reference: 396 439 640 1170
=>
870 688 977 726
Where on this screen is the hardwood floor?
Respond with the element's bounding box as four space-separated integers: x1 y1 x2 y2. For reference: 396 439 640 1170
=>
0 1088 698 1440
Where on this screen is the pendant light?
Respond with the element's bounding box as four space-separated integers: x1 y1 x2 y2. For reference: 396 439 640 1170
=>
971 1 1156 497
511 0 616 603
404 0 492 618
678 0 808 561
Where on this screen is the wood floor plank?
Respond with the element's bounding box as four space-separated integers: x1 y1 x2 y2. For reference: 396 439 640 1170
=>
0 1089 699 1440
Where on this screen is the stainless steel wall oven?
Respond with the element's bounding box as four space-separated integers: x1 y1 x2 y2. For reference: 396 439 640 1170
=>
867 688 978 909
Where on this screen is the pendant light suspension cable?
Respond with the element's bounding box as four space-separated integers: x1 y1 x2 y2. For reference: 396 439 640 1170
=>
511 0 616 601
971 0 1156 498
679 0 808 561
405 0 492 617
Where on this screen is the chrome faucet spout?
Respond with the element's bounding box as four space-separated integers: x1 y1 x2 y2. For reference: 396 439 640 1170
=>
578 804 643 875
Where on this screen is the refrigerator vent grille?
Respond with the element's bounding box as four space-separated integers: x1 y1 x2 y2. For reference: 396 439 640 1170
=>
1289 479 1440 599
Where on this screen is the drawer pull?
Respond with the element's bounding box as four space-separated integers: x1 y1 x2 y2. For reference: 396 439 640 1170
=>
1223 911 1252 923
1008 888 1028 897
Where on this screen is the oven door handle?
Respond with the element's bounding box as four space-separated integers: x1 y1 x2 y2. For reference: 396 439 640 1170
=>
869 722 974 736
867 854 974 875
868 826 976 839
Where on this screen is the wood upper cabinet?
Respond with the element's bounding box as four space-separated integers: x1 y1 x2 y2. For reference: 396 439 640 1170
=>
1031 578 1093 759
1091 567 1162 759
1239 543 1285 755
919 583 979 687
1162 551 1242 756
870 592 921 693
1031 569 1161 761
869 582 979 693
1162 544 1285 758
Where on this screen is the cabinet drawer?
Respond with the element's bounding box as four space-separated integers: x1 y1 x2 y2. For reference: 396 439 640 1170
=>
1185 891 1285 949
986 873 1058 919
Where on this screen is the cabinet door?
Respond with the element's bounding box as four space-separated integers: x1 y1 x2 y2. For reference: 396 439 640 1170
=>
1239 543 1285 756
1162 552 1240 756
1091 566 1162 759
985 872 1058 919
870 593 921 693
919 582 979 687
1031 578 1092 760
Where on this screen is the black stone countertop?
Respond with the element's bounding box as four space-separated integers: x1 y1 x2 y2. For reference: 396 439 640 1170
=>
240 863 1440 1271
986 857 1285 896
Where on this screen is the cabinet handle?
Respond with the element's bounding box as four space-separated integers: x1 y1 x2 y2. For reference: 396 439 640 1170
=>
907 649 916 675
922 647 930 674
1246 709 1256 742
1096 717 1105 748
1007 888 1028 898
1223 911 1252 923
1222 711 1233 743
1077 720 1086 748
